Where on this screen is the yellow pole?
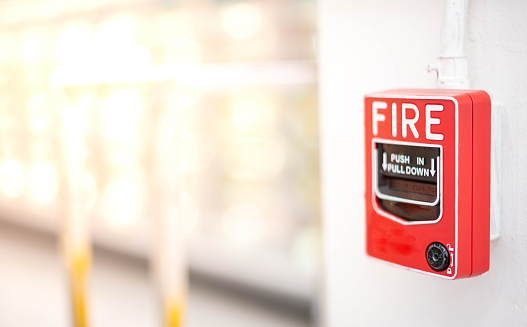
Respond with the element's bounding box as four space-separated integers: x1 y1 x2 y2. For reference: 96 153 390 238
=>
59 105 91 327
164 296 185 327
154 90 190 327
67 248 91 327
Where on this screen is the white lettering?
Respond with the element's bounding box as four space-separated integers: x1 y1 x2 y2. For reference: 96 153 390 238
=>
391 102 397 137
373 102 444 140
426 104 444 141
372 101 387 136
396 165 430 177
402 103 419 138
391 154 410 164
387 163 433 177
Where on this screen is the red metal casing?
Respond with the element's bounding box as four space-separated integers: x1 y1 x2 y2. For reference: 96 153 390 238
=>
364 89 490 279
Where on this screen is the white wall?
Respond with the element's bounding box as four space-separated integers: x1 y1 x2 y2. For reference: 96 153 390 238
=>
319 0 527 326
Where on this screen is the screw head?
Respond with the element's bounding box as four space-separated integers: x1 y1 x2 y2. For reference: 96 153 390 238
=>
426 242 450 271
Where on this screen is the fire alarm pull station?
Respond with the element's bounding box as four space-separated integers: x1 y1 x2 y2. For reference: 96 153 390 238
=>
365 89 491 279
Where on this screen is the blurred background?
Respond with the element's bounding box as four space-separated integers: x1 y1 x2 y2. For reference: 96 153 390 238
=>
0 0 319 326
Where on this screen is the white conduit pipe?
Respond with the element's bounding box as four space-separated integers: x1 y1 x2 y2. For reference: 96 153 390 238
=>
429 0 502 240
428 0 470 89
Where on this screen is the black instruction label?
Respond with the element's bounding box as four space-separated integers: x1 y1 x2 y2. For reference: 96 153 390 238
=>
378 143 440 183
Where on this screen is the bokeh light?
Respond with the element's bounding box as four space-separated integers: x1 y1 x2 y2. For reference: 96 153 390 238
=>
27 92 55 131
20 28 46 64
28 162 59 204
220 3 263 40
101 89 142 139
101 45 152 74
56 22 95 65
99 170 145 228
98 15 136 49
230 93 275 140
0 159 25 198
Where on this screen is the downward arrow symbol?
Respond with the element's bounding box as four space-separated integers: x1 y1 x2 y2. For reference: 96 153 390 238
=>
430 157 436 176
382 152 387 171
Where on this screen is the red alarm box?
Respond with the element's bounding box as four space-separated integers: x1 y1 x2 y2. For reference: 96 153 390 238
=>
364 89 491 279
